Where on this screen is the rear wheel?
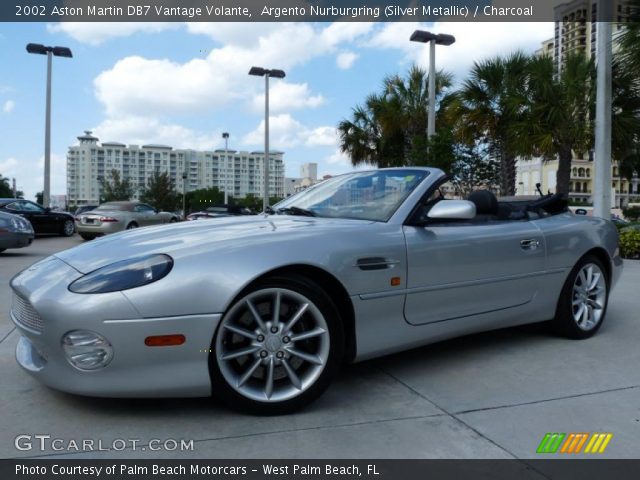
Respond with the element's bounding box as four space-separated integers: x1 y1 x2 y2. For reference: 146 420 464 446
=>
61 219 75 237
210 275 344 414
79 234 96 241
552 255 609 339
126 222 138 230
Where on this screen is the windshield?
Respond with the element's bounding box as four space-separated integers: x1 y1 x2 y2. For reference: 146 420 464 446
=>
274 169 429 222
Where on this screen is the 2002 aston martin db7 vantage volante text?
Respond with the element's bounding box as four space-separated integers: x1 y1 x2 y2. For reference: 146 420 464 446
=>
10 168 622 413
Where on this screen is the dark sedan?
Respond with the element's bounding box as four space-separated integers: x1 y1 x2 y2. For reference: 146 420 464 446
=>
0 198 75 236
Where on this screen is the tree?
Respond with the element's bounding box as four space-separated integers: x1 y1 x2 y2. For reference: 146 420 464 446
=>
140 170 179 212
616 0 640 80
0 174 13 197
337 66 455 170
526 53 595 195
185 187 225 213
453 52 532 196
99 169 134 202
449 142 500 198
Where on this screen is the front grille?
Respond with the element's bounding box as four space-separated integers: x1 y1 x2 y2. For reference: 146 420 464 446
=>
11 293 43 333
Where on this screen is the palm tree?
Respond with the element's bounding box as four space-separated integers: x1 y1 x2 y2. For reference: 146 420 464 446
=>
337 66 454 168
616 0 640 79
526 53 595 195
452 52 532 196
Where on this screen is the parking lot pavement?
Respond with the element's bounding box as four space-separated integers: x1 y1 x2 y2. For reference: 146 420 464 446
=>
1 236 638 459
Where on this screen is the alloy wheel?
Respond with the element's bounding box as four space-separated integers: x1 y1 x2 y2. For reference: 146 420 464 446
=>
215 288 330 403
572 263 606 331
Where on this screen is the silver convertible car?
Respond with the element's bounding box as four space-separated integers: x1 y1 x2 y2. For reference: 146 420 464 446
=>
10 168 622 414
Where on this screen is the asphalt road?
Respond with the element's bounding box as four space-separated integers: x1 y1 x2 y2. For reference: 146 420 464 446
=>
1 236 639 461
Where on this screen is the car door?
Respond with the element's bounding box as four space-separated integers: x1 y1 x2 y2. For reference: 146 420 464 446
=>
135 204 157 226
5 201 50 234
402 217 546 326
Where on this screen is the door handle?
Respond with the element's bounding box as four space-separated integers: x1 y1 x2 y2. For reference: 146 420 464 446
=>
520 239 540 250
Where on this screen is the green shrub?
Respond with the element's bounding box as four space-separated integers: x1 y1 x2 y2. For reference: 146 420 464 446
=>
622 206 640 222
619 229 640 259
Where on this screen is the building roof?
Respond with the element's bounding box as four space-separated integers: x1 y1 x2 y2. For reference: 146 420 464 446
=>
141 144 173 150
102 142 126 147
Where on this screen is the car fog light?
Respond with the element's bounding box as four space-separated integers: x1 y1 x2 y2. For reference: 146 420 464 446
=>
61 330 113 371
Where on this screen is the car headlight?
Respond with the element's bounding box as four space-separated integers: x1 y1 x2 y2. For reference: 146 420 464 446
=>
68 254 173 294
62 330 113 370
7 216 33 233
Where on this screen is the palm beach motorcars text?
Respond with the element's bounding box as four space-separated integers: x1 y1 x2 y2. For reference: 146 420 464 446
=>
15 464 248 476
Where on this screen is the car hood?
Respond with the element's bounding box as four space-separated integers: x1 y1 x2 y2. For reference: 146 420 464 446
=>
55 214 374 273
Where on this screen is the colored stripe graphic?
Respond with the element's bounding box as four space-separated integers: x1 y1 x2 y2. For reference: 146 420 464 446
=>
539 433 613 454
585 433 613 454
537 433 566 453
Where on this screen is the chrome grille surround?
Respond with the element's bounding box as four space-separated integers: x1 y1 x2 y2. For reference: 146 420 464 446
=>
11 293 43 333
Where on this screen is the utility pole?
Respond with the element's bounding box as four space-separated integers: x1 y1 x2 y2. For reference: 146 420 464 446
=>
593 0 613 219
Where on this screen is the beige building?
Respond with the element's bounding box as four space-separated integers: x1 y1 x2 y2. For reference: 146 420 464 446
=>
67 132 285 206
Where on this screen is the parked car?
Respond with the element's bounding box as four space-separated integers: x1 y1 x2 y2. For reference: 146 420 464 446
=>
0 198 75 236
10 168 622 414
76 201 179 240
74 205 99 217
0 211 34 253
187 204 254 221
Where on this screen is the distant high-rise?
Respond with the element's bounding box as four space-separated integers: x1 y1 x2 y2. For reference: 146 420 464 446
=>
67 131 285 206
301 162 318 181
553 0 631 73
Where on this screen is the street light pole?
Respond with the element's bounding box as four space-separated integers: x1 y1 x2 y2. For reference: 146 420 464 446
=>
182 171 187 218
249 66 285 212
264 73 269 211
26 43 72 208
593 1 613 219
222 132 229 204
410 31 455 140
428 39 436 138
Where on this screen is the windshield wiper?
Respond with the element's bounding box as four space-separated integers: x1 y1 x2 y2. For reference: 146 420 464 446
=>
276 206 316 217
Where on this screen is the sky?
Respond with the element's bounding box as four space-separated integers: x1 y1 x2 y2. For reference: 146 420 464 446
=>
0 21 553 201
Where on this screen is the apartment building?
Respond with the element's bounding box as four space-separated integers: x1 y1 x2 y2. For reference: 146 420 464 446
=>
67 131 285 206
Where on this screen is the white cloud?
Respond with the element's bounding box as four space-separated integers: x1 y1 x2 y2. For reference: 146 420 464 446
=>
242 115 337 150
336 51 358 70
2 100 15 113
3 154 66 201
250 82 324 113
93 116 221 151
0 157 18 176
47 22 177 45
367 22 554 80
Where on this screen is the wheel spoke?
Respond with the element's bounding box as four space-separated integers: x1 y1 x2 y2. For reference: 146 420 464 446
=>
220 345 260 361
246 299 267 331
588 273 601 292
587 298 602 310
272 291 281 325
264 357 275 399
586 266 593 288
579 269 588 288
574 303 586 323
290 327 326 342
285 347 323 365
237 358 262 388
284 303 309 332
282 359 302 390
580 303 589 325
572 297 582 307
223 323 257 340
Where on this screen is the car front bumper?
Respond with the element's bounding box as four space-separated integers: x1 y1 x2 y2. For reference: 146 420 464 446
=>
11 256 220 398
0 231 34 250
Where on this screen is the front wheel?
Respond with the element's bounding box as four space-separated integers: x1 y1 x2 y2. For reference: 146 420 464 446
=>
552 255 609 339
210 275 344 414
61 219 75 237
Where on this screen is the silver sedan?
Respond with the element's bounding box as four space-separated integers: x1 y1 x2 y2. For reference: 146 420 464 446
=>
0 211 34 253
10 168 622 414
76 201 179 240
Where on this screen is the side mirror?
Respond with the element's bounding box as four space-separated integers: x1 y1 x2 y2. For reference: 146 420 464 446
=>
428 200 476 221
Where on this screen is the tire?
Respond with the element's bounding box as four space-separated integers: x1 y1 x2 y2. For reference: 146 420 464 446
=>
126 222 138 230
209 275 344 415
61 219 75 237
79 234 96 241
170 217 178 223
552 255 609 339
